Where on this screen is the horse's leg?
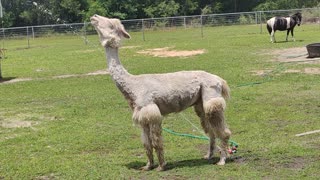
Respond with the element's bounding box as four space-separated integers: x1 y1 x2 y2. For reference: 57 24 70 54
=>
194 102 216 160
286 29 290 41
270 30 276 43
291 29 295 41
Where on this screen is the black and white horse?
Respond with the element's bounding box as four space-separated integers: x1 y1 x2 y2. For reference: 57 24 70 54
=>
267 12 302 43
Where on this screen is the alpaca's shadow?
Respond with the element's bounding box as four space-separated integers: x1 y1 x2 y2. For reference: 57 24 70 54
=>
0 77 16 83
126 157 235 171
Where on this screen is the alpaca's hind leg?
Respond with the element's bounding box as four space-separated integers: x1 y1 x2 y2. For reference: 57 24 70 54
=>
203 130 216 160
203 97 231 165
140 124 154 171
194 103 217 160
150 122 166 171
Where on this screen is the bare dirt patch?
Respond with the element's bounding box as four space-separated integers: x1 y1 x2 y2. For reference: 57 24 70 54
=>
1 120 34 128
53 70 108 79
0 78 33 84
283 68 320 75
304 68 320 74
137 47 205 58
0 70 109 85
254 47 320 76
121 45 140 49
86 69 109 76
270 47 320 64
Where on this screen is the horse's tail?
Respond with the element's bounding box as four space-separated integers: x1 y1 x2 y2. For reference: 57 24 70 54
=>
266 22 272 35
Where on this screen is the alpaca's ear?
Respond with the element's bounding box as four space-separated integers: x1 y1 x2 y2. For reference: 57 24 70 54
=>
120 28 131 39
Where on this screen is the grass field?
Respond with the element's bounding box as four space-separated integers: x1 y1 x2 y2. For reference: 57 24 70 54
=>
0 24 319 179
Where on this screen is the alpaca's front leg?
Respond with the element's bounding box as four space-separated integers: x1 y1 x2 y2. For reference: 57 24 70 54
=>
150 123 166 171
141 125 154 171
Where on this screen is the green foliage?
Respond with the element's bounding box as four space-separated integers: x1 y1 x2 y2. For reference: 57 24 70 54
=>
239 14 255 24
144 0 180 18
1 0 320 27
201 2 223 15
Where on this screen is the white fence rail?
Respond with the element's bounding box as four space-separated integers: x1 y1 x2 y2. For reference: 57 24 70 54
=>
1 8 319 48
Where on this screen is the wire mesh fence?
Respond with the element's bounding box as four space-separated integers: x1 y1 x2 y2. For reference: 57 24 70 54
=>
1 8 319 49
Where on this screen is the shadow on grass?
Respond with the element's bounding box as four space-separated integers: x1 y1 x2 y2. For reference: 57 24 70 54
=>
126 157 241 171
0 77 16 83
274 39 304 43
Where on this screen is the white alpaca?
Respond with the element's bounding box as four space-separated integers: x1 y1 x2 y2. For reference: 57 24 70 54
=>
90 15 232 171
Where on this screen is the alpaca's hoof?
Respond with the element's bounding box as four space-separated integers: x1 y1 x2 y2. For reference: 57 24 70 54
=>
140 165 153 171
156 165 166 171
216 156 226 165
203 153 213 160
216 161 225 166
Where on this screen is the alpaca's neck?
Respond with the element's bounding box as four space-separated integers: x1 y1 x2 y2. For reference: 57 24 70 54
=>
105 47 130 81
105 46 136 109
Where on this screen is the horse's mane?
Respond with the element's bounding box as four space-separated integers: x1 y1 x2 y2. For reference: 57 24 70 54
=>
292 12 302 18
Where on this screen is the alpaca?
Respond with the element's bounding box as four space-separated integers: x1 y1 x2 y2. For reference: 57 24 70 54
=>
90 15 232 171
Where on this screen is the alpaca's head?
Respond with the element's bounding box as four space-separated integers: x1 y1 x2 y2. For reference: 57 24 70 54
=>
90 15 131 48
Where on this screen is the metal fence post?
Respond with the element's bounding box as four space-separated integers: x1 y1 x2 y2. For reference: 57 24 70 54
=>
142 19 145 41
184 17 186 29
260 11 262 34
83 22 87 45
27 26 30 48
32 26 34 39
200 15 203 38
0 52 2 79
318 6 320 30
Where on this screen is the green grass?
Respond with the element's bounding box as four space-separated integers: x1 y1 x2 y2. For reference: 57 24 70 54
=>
0 24 319 179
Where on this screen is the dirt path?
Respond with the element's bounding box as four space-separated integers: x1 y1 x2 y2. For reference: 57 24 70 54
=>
0 69 109 85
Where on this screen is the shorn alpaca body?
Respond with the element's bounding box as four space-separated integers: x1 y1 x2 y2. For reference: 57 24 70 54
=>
91 15 232 171
267 12 302 43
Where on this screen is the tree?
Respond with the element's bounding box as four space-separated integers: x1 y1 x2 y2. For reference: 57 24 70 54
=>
59 0 87 23
144 0 180 18
176 0 198 15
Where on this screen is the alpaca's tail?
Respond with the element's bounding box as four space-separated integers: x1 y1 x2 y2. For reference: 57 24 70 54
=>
221 80 230 100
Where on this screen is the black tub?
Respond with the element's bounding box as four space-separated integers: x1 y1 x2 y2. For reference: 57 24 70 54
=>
306 43 320 58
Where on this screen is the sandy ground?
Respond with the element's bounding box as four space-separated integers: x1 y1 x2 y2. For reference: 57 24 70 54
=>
0 69 109 84
253 47 320 75
137 47 205 58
